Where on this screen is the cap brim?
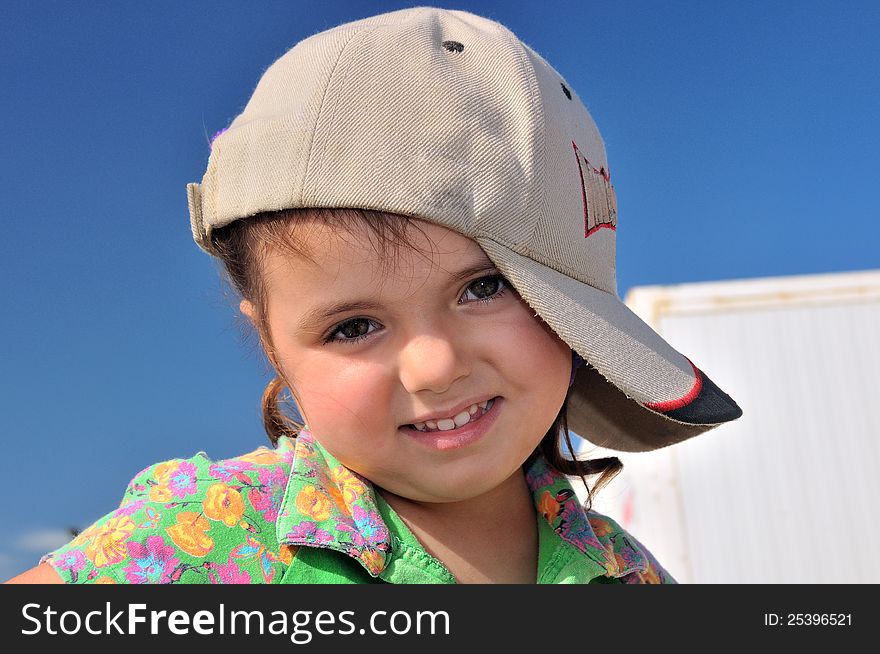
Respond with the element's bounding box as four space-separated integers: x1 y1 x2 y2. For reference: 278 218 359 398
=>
477 238 742 452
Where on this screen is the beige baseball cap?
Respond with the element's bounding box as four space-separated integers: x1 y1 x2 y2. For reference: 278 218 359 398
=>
186 6 742 452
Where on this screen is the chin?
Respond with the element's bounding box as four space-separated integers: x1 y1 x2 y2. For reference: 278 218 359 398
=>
434 468 513 502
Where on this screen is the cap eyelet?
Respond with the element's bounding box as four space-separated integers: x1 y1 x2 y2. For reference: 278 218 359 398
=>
442 40 464 53
561 83 572 100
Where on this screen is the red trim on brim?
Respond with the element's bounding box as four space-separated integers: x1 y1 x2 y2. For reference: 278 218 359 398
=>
585 223 616 238
642 357 703 412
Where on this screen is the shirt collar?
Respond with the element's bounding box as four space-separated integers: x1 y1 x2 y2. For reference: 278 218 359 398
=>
524 451 648 578
276 428 393 575
276 428 646 579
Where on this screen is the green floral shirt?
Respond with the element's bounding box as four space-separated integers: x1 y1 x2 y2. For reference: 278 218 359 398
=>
43 428 676 584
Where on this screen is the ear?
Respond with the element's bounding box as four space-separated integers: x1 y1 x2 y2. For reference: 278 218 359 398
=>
240 299 257 325
240 299 281 370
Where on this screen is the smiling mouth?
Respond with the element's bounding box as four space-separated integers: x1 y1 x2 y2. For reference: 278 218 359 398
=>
404 398 497 433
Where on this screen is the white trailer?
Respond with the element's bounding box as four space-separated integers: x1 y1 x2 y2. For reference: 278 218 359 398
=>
572 269 880 583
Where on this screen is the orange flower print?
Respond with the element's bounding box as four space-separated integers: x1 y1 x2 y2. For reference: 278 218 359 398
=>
166 511 214 557
237 449 280 465
326 483 347 513
293 438 316 460
149 461 198 501
601 550 621 577
614 551 629 573
85 516 136 568
588 516 614 538
149 461 176 502
95 576 117 584
537 491 561 524
295 485 333 522
149 483 173 503
71 522 99 547
638 564 662 584
359 548 385 575
331 466 366 507
279 544 298 566
203 483 245 527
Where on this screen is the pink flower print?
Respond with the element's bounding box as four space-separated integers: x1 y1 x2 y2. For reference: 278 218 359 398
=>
525 457 557 491
336 505 388 548
123 535 180 584
209 460 254 484
114 499 146 517
610 535 644 572
284 521 334 546
248 466 287 523
557 502 602 553
168 461 199 498
55 549 87 582
207 559 252 584
260 465 288 490
130 465 152 484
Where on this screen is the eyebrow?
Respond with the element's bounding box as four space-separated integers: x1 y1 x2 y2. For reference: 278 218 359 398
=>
297 258 501 332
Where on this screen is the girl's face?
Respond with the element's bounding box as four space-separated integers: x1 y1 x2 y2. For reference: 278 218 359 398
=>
243 217 572 504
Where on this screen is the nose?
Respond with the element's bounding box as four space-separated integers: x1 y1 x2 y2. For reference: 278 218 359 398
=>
397 330 471 395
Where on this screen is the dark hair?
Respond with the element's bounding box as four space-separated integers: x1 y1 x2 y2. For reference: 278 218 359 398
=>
210 207 622 510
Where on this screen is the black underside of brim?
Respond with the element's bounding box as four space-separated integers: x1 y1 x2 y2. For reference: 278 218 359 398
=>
658 367 743 424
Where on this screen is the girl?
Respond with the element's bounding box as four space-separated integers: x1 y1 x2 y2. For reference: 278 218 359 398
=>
8 6 741 585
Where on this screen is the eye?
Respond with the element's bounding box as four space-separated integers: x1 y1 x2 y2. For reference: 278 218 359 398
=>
323 317 381 345
460 275 509 305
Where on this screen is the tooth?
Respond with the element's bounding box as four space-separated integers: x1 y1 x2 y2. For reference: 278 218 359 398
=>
425 420 438 430
413 422 427 431
453 411 471 427
478 400 488 409
468 404 478 416
437 418 456 431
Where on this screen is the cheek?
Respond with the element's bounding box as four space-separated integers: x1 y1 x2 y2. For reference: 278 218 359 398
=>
496 304 572 387
294 362 399 474
294 359 395 429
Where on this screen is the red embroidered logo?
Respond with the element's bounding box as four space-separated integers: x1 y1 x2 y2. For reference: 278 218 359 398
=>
573 140 617 238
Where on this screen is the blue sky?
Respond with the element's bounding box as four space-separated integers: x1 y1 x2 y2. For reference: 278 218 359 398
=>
1 0 878 580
